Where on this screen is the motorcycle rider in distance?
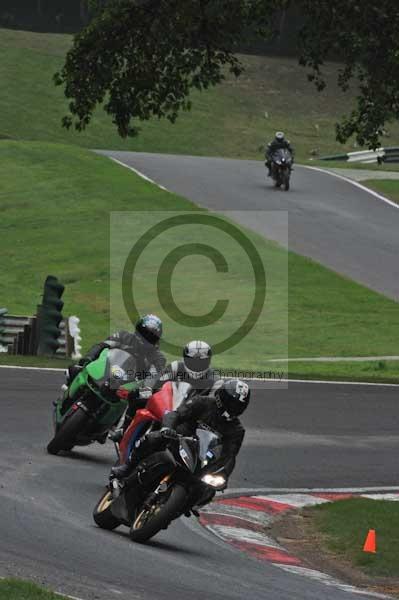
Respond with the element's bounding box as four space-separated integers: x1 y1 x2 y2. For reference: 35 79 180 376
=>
111 378 250 514
265 131 294 177
65 314 166 431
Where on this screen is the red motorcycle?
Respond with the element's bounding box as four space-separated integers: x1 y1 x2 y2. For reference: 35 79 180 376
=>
93 380 226 543
118 380 190 465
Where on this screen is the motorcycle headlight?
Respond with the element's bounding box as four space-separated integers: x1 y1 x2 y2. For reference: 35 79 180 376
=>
201 474 226 489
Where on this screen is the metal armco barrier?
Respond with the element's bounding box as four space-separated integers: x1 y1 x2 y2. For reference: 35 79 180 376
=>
320 146 399 164
347 149 385 164
382 147 399 164
2 277 83 359
4 315 71 358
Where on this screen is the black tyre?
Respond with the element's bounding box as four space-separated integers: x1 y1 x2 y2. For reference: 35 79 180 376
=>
47 407 89 455
283 169 290 191
129 484 187 543
93 489 121 530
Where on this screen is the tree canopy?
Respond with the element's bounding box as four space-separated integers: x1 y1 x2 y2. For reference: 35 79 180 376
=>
56 0 399 148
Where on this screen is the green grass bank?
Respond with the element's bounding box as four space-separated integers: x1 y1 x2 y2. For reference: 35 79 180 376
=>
309 498 399 579
1 140 398 378
0 579 69 600
364 180 399 205
2 27 399 161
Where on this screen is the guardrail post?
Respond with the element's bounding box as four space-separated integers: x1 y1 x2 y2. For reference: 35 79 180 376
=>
0 308 8 352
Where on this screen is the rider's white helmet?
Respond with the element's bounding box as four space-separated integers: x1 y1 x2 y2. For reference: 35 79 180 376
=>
183 341 212 379
275 131 285 141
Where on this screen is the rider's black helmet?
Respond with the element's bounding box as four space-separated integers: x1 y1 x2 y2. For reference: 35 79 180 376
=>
183 340 212 379
135 314 163 346
216 379 250 417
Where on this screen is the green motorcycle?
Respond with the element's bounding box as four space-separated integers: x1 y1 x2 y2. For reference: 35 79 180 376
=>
47 348 139 455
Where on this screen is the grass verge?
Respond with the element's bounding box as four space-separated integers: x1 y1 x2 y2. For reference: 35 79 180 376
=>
2 27 399 161
1 140 398 376
0 579 69 600
0 354 71 369
1 356 398 384
363 180 399 205
267 360 399 384
310 498 399 579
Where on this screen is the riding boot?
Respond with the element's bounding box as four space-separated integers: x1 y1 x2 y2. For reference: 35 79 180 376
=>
111 449 140 479
109 411 134 443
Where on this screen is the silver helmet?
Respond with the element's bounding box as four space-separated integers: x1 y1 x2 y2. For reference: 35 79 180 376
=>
183 340 212 379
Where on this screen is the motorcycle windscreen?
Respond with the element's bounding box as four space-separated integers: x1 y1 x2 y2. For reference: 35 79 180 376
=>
273 148 292 164
196 428 223 467
89 348 137 389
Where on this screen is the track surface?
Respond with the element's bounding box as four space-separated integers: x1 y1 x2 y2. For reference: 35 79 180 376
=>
100 151 399 301
1 368 398 599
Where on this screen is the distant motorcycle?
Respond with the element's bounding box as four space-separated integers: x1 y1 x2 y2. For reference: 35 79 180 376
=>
47 348 137 455
270 148 293 191
93 382 226 543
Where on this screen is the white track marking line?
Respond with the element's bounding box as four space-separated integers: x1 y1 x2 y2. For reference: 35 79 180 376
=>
208 525 283 548
0 365 65 372
301 164 399 210
361 493 399 501
254 493 331 508
110 157 169 191
262 378 399 387
275 565 390 599
267 356 399 362
226 486 399 496
201 506 275 526
0 365 398 386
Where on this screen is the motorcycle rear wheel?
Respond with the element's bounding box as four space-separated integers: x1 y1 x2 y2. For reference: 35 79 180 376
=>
93 489 121 530
47 407 89 455
129 484 187 543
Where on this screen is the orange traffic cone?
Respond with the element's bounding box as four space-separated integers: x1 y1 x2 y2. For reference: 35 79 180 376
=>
363 529 376 553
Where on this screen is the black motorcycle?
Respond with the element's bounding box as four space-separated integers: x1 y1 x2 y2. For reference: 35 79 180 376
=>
270 148 293 191
93 428 226 543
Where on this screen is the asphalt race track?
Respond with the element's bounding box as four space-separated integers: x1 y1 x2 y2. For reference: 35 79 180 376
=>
1 367 398 600
2 153 399 599
100 151 399 302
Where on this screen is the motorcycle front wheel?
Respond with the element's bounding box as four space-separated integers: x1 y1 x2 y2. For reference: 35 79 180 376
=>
129 484 187 543
47 406 89 455
93 489 121 530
